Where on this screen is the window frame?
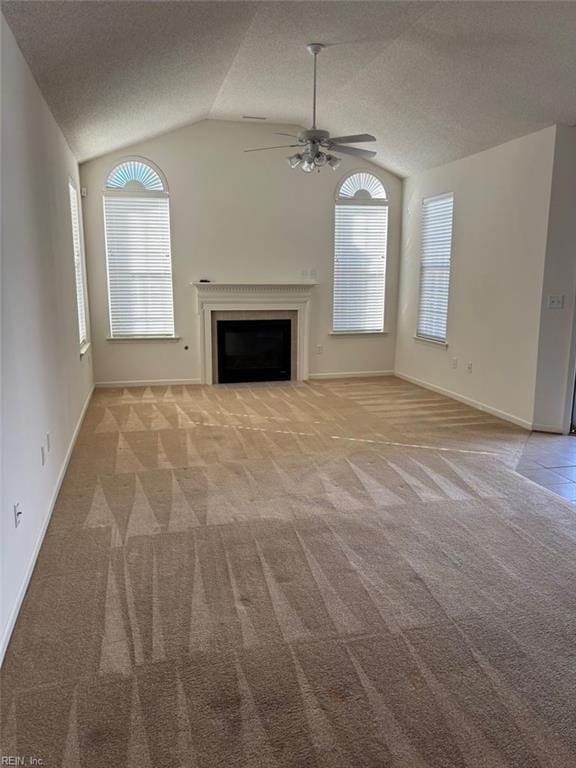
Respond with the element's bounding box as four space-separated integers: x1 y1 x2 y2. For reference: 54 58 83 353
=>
68 178 90 354
102 157 176 340
331 170 389 335
415 191 455 346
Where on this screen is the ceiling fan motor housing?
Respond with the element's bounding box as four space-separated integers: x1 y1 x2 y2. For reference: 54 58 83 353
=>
299 129 330 143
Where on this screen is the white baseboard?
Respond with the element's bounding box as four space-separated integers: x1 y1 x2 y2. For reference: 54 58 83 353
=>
98 374 396 386
0 385 95 666
95 378 201 388
309 370 394 380
394 372 533 431
531 423 565 434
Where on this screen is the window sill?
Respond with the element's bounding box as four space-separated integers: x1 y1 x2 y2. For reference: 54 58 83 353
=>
107 335 181 342
330 330 388 336
413 335 448 348
79 342 91 358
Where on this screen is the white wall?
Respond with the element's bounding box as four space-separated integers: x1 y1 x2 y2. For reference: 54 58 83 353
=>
395 127 557 429
533 126 576 432
80 120 402 385
1 18 93 661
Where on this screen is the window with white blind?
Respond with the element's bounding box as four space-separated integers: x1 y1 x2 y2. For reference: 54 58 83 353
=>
333 172 388 333
103 159 175 338
416 192 454 343
68 181 89 348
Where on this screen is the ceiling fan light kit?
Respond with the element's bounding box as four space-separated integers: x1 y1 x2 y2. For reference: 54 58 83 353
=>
244 43 376 174
286 151 341 172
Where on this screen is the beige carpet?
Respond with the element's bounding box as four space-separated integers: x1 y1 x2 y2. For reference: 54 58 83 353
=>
2 376 576 767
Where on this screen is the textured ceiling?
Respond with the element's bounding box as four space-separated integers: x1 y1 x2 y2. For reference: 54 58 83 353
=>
3 1 576 176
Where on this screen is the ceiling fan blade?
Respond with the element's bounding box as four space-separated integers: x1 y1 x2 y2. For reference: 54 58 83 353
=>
330 144 377 158
329 133 376 144
274 132 300 139
244 145 301 152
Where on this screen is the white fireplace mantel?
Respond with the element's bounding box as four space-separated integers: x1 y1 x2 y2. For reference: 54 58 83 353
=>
192 281 317 384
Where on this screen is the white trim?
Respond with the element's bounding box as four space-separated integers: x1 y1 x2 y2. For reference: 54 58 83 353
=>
330 331 389 336
531 423 565 434
394 372 533 430
309 370 394 380
413 335 449 348
335 197 389 207
191 281 317 289
193 282 316 385
0 384 95 666
106 336 181 342
95 378 201 388
562 304 576 434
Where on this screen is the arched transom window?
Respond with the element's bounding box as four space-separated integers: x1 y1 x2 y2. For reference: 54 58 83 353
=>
103 158 175 338
333 172 388 333
338 171 387 200
106 159 165 192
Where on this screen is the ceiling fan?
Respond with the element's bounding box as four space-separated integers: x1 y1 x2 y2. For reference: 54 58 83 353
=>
244 43 377 173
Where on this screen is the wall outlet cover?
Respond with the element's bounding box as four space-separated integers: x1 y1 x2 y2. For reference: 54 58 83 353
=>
547 294 565 310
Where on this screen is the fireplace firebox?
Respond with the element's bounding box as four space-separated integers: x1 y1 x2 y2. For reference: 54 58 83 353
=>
216 319 292 383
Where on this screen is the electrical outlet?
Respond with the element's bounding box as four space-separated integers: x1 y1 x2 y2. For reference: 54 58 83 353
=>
316 344 323 355
14 503 22 528
41 445 46 466
451 357 458 370
547 294 565 310
466 362 473 374
46 432 51 452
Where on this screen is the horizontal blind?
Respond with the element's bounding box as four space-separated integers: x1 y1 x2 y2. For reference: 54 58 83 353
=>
69 183 88 346
417 193 454 342
104 196 175 337
333 204 388 333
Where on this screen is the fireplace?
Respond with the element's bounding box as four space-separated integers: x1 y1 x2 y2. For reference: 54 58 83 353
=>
217 319 292 383
193 281 316 384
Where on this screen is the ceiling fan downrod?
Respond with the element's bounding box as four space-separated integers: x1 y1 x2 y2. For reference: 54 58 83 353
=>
307 43 324 130
242 41 376 173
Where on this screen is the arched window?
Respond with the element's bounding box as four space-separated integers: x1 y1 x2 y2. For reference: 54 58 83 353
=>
103 158 175 338
106 159 165 192
333 172 388 333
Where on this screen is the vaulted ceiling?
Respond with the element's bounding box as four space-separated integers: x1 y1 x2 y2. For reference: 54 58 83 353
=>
3 1 576 176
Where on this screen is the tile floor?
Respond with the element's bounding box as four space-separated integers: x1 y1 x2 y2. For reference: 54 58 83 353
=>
515 431 576 502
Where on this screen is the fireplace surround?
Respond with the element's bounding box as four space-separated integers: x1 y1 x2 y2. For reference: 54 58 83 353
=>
192 281 316 384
